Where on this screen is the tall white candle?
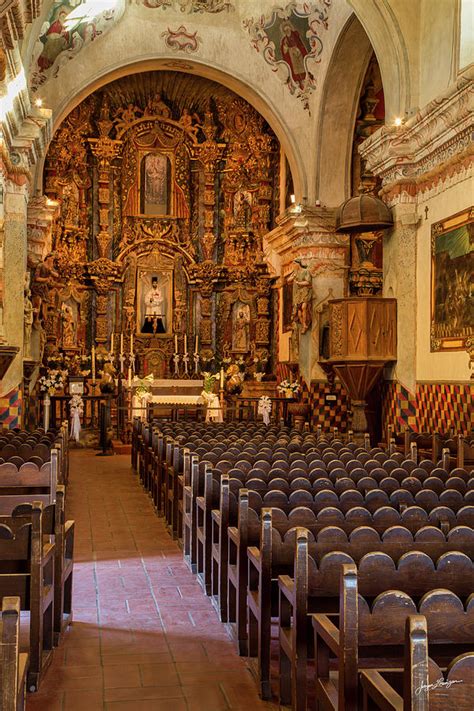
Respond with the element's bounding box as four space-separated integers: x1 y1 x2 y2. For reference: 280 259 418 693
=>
120 332 124 356
91 345 96 381
130 331 134 355
174 334 178 353
110 333 114 354
195 334 198 354
127 367 132 387
220 367 224 389
184 334 187 354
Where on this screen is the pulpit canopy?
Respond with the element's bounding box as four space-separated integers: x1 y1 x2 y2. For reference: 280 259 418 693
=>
335 194 393 233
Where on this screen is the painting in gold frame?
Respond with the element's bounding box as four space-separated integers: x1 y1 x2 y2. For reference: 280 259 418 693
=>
430 206 473 352
136 268 173 337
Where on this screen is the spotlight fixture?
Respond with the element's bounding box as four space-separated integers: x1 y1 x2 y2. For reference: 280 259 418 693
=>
35 98 43 108
394 117 403 127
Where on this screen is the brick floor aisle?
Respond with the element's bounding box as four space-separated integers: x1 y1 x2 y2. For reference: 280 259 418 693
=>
27 450 277 711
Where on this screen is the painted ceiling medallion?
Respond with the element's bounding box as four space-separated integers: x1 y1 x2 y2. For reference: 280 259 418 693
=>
162 25 202 53
244 0 332 111
140 0 233 13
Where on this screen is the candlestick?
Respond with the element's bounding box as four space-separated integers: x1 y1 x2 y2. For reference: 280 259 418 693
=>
174 334 178 353
119 354 125 376
127 367 132 388
91 345 96 381
182 353 189 376
173 353 180 376
193 353 200 376
120 332 124 356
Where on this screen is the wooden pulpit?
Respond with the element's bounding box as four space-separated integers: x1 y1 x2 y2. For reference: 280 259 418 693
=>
326 297 397 439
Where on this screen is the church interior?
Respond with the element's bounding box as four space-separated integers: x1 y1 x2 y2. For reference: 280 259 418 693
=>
0 0 472 709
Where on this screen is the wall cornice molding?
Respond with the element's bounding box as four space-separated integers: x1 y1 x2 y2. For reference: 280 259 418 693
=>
359 66 474 204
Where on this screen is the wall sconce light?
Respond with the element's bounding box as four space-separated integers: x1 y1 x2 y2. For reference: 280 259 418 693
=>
35 98 43 108
290 194 296 204
394 117 403 127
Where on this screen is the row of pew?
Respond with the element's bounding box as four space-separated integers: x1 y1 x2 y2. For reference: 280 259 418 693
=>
132 420 474 710
0 424 74 707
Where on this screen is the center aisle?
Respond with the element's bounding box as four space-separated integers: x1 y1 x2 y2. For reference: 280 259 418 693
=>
27 450 277 711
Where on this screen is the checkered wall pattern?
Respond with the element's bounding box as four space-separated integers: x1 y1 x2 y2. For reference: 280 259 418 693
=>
0 389 22 429
306 381 350 432
381 381 472 435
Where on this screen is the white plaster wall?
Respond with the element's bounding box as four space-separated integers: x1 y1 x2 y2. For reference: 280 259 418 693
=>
416 179 471 382
383 206 418 393
2 189 27 396
419 0 458 107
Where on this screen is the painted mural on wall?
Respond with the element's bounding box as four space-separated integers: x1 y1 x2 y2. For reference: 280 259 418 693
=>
139 0 233 12
244 1 332 111
431 206 473 352
30 0 124 91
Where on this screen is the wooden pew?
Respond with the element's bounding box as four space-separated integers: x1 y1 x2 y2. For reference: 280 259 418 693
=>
312 565 474 711
247 511 474 699
0 596 28 711
7 486 74 644
278 528 474 710
0 451 59 511
360 615 474 710
0 503 54 692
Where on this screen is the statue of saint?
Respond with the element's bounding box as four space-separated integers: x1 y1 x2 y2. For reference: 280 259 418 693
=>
23 277 34 358
291 257 312 334
61 303 76 348
232 304 250 352
142 276 166 334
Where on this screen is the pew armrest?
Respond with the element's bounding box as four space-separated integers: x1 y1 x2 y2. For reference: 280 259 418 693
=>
360 670 403 711
211 510 220 525
312 613 340 654
247 546 261 570
278 575 294 603
228 527 239 546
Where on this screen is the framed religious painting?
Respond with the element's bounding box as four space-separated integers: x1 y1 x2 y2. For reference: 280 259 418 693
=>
282 275 293 333
430 207 473 352
136 268 173 337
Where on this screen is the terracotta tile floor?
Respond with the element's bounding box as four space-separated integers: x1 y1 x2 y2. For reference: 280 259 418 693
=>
26 450 278 711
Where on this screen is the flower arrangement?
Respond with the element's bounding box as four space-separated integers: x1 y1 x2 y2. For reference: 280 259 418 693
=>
202 371 217 393
135 374 154 401
277 379 300 397
39 369 65 395
69 394 84 416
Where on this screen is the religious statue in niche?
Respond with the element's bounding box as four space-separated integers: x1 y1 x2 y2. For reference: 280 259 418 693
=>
138 270 173 336
234 190 253 229
232 302 251 352
61 303 77 348
291 257 312 334
141 153 171 215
